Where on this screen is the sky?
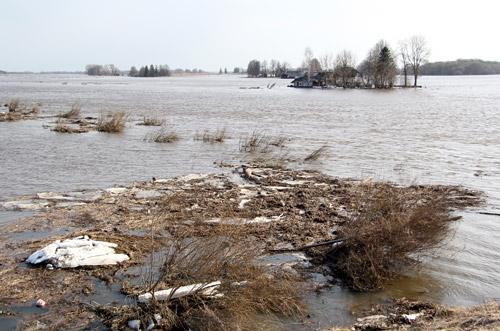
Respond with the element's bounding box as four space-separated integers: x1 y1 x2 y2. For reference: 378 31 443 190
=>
1 0 499 72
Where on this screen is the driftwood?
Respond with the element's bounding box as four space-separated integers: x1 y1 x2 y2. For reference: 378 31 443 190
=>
270 238 345 253
479 211 500 217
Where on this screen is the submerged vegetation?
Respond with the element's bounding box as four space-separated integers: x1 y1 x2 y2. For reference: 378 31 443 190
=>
145 127 179 143
0 99 41 122
98 231 304 330
58 103 81 119
321 182 478 291
304 145 328 162
97 112 127 133
138 115 165 126
194 128 227 143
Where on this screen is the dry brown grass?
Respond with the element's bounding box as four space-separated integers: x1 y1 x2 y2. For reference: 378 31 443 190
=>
194 128 227 143
268 135 289 148
304 145 329 162
239 131 271 153
324 183 469 291
98 228 304 330
139 116 165 126
97 111 126 133
146 127 179 143
52 119 88 134
59 103 81 119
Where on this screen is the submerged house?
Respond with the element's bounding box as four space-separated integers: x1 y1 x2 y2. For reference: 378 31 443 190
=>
289 72 327 88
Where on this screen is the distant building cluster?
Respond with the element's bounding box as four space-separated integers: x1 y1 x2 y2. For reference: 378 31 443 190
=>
246 36 430 89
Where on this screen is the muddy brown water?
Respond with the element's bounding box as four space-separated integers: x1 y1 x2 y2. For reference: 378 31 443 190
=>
1 74 499 328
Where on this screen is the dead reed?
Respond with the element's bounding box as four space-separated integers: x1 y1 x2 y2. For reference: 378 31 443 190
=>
7 98 20 112
97 111 126 133
304 145 328 162
145 127 179 143
194 128 227 143
325 183 469 291
100 228 304 330
139 116 165 126
59 103 81 119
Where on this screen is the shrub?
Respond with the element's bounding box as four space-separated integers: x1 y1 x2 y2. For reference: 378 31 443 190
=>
326 183 469 291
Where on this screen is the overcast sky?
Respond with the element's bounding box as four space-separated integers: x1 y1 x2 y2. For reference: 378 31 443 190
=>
1 0 499 72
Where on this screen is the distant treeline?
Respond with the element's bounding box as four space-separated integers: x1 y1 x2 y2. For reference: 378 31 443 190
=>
129 65 171 77
0 70 6 74
85 64 120 76
421 59 500 75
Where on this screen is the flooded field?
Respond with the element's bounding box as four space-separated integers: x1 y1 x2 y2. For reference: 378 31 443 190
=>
1 74 500 328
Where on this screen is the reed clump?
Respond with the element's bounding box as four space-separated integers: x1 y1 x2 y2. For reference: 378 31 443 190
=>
194 128 227 143
139 116 165 126
7 98 20 112
59 103 81 119
97 111 126 133
98 229 304 330
146 127 179 143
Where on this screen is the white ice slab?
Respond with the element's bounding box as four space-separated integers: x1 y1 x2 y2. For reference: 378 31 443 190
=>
26 235 129 268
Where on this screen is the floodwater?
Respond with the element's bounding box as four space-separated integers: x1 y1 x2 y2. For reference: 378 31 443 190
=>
1 74 500 328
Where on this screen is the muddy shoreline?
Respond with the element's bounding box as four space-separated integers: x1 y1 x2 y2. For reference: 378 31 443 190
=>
0 164 485 330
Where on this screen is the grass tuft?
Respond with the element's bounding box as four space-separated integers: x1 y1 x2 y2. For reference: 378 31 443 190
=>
139 116 165 126
59 103 81 119
146 127 179 143
194 128 227 143
97 112 126 133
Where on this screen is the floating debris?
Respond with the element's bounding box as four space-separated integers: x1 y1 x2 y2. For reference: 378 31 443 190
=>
138 281 222 303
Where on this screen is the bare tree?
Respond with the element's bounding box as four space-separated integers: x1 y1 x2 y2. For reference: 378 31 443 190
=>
398 40 410 87
320 53 334 71
269 59 278 77
404 36 430 87
334 50 357 87
309 58 322 73
302 47 313 70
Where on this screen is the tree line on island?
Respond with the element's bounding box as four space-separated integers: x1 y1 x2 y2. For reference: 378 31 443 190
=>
85 64 205 77
421 59 500 75
246 36 430 88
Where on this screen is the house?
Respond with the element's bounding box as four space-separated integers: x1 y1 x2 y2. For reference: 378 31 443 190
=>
290 75 313 88
289 72 327 88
